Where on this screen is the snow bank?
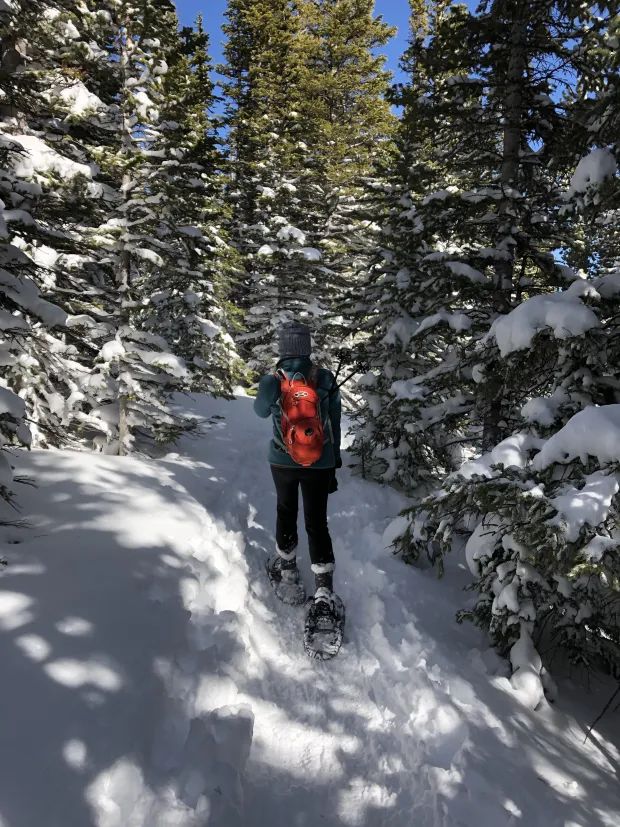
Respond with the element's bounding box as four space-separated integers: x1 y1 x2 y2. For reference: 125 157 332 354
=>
2 444 255 827
2 395 619 827
381 515 411 548
490 292 598 357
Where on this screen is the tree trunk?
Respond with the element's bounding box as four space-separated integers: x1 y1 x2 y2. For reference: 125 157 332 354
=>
117 29 133 457
494 10 527 306
117 246 130 456
482 5 528 453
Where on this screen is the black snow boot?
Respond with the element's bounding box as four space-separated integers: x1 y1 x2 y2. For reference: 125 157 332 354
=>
314 571 334 593
266 547 306 605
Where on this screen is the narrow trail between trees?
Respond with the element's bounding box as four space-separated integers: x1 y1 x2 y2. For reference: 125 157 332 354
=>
1 393 618 827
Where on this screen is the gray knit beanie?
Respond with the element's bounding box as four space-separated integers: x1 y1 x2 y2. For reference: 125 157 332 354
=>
278 321 312 359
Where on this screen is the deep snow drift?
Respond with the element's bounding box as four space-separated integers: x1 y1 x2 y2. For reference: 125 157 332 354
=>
0 393 618 827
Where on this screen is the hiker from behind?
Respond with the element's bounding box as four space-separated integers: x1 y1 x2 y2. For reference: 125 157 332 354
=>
253 321 342 614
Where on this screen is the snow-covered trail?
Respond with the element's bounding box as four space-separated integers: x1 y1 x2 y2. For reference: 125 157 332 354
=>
1 393 618 827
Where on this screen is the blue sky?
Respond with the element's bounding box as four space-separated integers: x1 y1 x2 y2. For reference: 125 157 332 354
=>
175 0 413 83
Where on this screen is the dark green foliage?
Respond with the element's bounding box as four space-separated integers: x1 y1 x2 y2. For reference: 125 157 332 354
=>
352 0 620 694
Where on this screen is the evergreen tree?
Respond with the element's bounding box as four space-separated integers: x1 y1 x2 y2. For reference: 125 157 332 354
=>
2 1 244 459
0 0 123 451
559 8 619 276
0 0 190 455
0 113 67 506
221 0 395 370
389 0 620 700
398 261 620 694
221 0 321 369
132 16 243 398
86 0 196 454
295 0 396 360
357 0 616 488
350 0 490 488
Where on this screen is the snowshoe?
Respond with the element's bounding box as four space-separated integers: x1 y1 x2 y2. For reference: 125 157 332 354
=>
303 589 345 660
265 553 306 605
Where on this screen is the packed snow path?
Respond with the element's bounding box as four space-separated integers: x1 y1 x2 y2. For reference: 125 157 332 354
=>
1 394 618 827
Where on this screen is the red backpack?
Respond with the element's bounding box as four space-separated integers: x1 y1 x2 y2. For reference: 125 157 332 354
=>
276 366 324 467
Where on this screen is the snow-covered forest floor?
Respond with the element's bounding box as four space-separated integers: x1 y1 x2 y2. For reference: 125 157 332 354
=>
0 393 618 827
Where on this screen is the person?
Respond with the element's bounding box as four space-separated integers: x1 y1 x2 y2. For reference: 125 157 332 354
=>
253 320 342 611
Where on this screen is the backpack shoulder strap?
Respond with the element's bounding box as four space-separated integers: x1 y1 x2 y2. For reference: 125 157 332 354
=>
310 364 335 394
276 368 310 386
307 364 333 442
274 370 288 418
308 363 320 387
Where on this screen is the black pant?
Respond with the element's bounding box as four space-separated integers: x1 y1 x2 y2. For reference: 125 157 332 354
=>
270 466 334 567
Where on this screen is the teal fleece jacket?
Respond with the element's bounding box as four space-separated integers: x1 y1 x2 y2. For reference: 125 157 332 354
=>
253 356 342 469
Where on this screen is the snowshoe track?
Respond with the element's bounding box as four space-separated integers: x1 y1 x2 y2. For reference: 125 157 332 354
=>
4 394 618 827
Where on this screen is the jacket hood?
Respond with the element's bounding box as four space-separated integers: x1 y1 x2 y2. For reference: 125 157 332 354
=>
276 355 312 374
